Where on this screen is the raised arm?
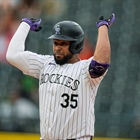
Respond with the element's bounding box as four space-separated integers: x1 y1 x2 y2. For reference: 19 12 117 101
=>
6 18 42 74
6 22 30 73
89 13 115 78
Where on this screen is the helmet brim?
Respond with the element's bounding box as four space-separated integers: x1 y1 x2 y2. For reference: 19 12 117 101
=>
48 34 77 41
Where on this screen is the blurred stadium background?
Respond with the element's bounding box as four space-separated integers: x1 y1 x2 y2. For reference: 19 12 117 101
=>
0 0 140 139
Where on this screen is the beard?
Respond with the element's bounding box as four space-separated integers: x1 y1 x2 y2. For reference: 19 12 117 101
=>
53 53 73 65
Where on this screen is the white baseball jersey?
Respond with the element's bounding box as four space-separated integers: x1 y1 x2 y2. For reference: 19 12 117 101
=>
6 22 106 140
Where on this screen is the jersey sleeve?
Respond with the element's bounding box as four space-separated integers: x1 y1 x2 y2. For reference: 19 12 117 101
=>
7 47 46 79
26 52 46 78
81 57 108 87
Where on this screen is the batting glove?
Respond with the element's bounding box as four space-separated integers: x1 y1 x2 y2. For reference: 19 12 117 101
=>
96 13 115 28
21 18 42 32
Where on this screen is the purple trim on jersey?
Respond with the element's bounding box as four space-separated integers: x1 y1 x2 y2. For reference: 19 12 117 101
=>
89 59 109 77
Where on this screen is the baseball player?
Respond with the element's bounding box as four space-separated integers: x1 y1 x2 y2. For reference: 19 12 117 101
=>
6 13 115 140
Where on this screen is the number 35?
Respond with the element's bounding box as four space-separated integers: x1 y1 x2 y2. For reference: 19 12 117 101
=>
61 93 78 109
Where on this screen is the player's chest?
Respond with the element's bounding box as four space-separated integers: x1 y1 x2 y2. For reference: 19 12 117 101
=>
39 64 82 89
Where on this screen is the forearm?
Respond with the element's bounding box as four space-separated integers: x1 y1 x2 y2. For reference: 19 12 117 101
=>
6 22 30 59
93 25 110 64
6 22 30 72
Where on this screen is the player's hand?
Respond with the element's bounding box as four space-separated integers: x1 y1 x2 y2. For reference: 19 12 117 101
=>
96 13 115 28
21 18 42 32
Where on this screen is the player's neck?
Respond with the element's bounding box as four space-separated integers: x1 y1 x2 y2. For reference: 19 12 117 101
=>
68 54 80 64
